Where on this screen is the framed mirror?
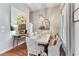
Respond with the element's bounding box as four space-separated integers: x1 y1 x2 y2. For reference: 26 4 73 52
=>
10 6 26 34
39 19 50 30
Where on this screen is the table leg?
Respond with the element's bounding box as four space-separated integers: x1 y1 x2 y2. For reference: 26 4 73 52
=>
13 36 15 48
17 39 18 49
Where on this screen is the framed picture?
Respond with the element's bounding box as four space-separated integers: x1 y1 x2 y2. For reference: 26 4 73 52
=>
10 6 26 32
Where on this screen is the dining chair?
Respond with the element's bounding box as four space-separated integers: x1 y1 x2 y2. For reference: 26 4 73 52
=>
48 38 62 56
26 37 42 56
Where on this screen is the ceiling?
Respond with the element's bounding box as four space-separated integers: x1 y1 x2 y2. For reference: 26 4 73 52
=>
26 3 61 11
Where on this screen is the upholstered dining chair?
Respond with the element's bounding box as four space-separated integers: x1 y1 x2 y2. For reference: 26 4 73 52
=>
48 38 62 56
26 37 42 56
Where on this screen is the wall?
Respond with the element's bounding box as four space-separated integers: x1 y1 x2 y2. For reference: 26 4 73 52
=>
0 3 29 54
74 3 79 56
30 7 61 34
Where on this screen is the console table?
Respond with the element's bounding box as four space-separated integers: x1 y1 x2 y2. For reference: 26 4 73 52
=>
13 34 26 49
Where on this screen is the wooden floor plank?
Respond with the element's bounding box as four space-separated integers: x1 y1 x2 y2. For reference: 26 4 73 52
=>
0 43 27 56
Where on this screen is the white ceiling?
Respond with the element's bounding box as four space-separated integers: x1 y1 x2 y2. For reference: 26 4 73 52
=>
26 3 61 11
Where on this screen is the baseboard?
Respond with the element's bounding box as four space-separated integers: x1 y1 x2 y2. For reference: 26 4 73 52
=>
0 41 25 54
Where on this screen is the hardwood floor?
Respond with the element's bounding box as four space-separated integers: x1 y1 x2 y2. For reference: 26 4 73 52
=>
0 43 65 56
0 43 28 56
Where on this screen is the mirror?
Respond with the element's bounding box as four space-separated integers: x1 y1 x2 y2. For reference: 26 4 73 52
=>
39 19 50 30
10 6 26 34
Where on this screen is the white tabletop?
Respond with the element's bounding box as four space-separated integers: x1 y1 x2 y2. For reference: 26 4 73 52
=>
26 33 50 45
36 34 50 45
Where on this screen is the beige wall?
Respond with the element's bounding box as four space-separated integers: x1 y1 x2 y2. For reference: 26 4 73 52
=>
30 7 61 34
